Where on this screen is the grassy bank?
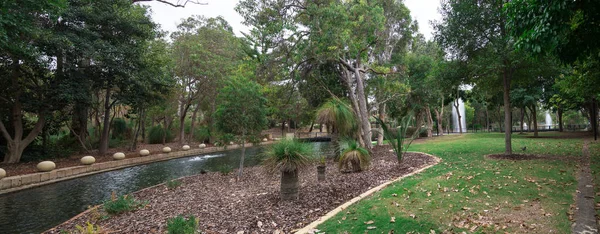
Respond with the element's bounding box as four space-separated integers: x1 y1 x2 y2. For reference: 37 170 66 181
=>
317 133 583 233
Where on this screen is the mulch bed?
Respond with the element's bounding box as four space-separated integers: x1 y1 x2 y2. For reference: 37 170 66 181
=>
0 141 211 177
46 145 436 234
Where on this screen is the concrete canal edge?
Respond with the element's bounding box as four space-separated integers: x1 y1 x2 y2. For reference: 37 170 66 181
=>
0 141 276 195
294 152 441 234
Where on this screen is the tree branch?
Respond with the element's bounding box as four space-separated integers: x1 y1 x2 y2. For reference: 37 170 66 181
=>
132 0 207 7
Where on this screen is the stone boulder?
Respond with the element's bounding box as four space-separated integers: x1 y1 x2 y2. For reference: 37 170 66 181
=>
37 161 56 172
199 143 206 149
0 168 6 179
80 156 96 165
262 138 268 142
162 147 172 153
139 149 150 156
113 152 125 160
182 145 190 151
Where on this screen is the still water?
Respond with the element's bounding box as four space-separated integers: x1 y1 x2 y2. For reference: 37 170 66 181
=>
0 142 331 234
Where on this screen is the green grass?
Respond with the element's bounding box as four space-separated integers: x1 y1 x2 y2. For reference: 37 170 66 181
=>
166 215 199 234
317 132 582 233
589 139 600 218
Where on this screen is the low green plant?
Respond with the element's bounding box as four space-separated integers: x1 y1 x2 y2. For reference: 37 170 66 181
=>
338 139 370 172
375 113 417 163
75 222 104 234
166 179 182 189
166 215 199 234
217 165 233 175
193 126 211 143
103 195 146 215
111 118 129 140
148 125 174 144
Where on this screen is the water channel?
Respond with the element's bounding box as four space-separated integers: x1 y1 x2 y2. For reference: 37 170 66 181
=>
0 142 331 234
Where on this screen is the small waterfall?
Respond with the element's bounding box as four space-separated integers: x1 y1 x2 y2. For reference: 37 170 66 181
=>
545 110 553 128
451 98 467 133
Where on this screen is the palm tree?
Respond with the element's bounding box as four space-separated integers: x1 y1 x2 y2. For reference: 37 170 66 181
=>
263 139 315 200
316 99 357 157
339 139 370 172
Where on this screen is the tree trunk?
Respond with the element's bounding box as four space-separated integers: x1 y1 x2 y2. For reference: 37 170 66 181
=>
280 170 299 200
237 133 246 181
71 102 89 144
425 106 433 137
528 104 538 137
353 68 372 149
178 102 190 145
377 103 386 145
454 98 463 134
130 109 143 151
0 103 46 163
502 69 512 155
434 109 443 136
188 104 201 143
519 107 525 134
485 107 490 132
558 107 563 132
99 87 112 155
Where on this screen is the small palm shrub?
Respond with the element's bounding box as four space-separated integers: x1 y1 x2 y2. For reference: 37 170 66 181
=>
167 215 199 234
217 165 233 175
263 139 315 200
338 139 370 172
103 195 146 215
148 125 174 144
166 179 182 189
111 118 129 140
193 126 211 143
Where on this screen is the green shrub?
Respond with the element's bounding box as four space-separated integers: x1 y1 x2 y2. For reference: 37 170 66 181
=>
194 126 211 143
167 215 199 234
103 195 146 215
75 222 104 234
111 118 129 139
338 139 370 172
217 165 233 175
215 133 235 146
166 179 182 189
148 125 174 144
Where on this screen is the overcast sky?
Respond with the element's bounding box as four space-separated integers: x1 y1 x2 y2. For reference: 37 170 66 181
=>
140 0 441 40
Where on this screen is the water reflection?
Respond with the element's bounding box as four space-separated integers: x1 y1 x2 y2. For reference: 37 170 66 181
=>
0 142 330 234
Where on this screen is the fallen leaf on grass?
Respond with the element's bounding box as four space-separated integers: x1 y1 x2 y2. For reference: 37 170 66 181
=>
365 220 375 225
367 226 377 230
390 217 396 223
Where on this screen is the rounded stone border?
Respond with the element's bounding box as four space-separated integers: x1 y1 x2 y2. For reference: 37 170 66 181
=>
294 152 441 234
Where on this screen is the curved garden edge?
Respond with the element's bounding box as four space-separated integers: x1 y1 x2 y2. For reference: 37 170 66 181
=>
0 141 276 195
294 151 442 234
45 149 441 233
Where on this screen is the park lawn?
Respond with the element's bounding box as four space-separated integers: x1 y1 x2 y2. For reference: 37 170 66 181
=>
589 139 600 219
317 133 582 233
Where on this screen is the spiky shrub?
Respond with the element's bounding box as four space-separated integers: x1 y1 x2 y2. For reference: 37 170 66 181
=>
166 179 182 189
263 139 315 200
316 99 358 157
338 139 370 172
166 215 199 234
375 113 417 163
103 195 146 215
148 125 174 144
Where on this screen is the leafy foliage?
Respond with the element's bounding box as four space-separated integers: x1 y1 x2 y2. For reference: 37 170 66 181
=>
316 99 357 137
376 115 417 163
166 215 199 234
338 139 370 172
74 222 105 234
166 180 182 189
263 139 315 174
103 195 146 215
148 125 174 144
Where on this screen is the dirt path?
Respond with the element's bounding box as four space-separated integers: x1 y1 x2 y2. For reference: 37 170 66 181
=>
573 140 598 234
